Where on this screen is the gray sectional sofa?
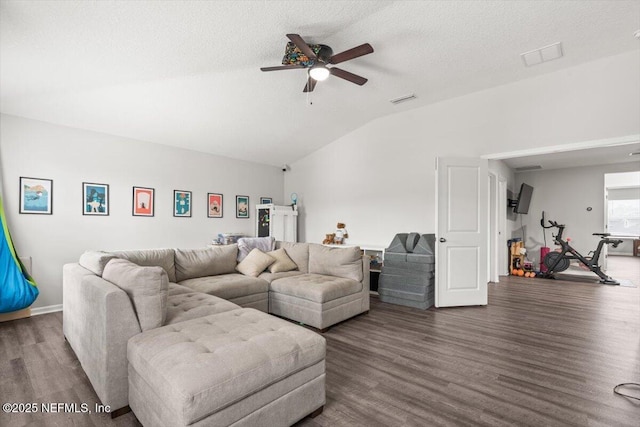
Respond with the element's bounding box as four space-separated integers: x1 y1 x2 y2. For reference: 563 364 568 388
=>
62 241 369 426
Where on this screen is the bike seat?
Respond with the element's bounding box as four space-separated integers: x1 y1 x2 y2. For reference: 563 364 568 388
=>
592 233 610 237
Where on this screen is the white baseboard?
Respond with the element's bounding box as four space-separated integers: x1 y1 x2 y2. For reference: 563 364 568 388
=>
31 304 63 316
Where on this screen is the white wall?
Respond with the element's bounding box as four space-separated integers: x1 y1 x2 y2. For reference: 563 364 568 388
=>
0 114 284 309
515 162 640 266
285 51 640 247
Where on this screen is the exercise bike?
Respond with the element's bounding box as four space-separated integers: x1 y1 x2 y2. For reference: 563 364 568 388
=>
540 213 623 285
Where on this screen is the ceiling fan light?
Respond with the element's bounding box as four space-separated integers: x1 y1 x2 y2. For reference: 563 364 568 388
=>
309 65 330 81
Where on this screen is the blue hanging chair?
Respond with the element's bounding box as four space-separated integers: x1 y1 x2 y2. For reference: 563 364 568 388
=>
0 195 39 313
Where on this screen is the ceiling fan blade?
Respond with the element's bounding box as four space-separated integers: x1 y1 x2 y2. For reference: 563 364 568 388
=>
330 67 368 86
329 43 374 64
303 77 317 92
260 65 305 72
286 34 317 60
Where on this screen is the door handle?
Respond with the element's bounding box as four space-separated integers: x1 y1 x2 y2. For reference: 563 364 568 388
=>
439 237 446 243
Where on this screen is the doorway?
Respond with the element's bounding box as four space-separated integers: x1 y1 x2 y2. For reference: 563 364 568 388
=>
483 134 640 284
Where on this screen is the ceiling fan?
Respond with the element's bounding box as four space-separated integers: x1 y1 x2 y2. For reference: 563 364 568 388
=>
260 34 374 92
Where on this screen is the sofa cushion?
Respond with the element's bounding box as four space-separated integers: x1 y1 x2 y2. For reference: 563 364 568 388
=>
113 248 177 283
275 241 309 273
102 259 169 331
165 285 240 325
267 248 298 273
270 273 363 303
308 244 363 282
237 237 275 262
259 270 304 284
179 274 268 300
78 250 117 276
236 248 275 277
127 309 326 426
174 245 238 282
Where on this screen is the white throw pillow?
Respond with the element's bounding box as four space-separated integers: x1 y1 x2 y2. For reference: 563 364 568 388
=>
268 248 298 273
236 248 276 277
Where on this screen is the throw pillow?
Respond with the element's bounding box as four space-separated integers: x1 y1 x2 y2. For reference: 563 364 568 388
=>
268 248 298 273
102 258 169 331
236 248 275 277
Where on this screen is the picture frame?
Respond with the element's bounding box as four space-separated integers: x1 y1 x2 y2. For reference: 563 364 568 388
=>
82 182 109 216
19 177 53 215
132 186 155 217
174 190 192 217
260 197 272 204
236 195 249 218
207 193 223 218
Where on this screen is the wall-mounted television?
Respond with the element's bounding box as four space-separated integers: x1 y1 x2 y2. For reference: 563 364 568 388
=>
509 183 534 214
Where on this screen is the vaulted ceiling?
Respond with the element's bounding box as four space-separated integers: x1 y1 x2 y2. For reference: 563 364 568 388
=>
1 1 639 166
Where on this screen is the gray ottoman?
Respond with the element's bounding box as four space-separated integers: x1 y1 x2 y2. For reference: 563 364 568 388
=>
128 308 326 426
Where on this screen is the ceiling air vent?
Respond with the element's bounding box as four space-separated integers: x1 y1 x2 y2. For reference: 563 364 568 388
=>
521 42 563 67
515 165 543 172
390 94 417 105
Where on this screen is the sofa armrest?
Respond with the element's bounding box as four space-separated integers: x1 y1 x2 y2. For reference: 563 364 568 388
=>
63 263 141 410
361 256 370 312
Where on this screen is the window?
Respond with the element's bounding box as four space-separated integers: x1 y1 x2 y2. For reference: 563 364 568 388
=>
607 187 640 236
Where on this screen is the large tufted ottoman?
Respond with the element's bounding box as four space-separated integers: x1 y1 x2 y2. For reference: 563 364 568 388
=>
127 308 326 426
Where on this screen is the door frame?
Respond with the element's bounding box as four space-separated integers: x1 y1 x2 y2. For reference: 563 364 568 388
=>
488 172 503 283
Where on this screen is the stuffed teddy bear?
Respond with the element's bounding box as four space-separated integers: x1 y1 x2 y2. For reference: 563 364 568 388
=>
334 223 349 244
322 233 336 245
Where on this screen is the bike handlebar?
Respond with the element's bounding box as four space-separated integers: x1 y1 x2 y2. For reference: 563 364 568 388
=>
541 219 564 229
540 212 564 229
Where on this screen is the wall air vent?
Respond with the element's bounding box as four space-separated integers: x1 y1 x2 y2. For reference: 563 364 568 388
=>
521 42 563 67
390 94 417 105
515 165 543 172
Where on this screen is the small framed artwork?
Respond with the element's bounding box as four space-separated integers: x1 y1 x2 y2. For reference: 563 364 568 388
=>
236 195 249 218
132 186 155 217
19 177 53 215
174 190 192 217
260 197 272 204
207 193 223 218
82 182 109 215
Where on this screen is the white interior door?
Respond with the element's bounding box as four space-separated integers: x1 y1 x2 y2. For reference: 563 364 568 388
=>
436 157 488 307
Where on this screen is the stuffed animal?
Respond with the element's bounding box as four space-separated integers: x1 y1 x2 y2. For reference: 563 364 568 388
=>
322 233 336 245
334 223 349 244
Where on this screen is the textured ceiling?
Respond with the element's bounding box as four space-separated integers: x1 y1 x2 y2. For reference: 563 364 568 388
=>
1 1 639 166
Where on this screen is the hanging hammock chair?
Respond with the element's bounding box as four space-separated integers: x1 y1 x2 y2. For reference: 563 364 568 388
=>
0 195 39 313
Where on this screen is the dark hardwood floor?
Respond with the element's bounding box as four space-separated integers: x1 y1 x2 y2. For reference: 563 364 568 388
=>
1 273 639 426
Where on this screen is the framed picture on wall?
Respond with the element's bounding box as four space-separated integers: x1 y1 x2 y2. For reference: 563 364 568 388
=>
19 177 53 215
174 190 192 217
260 197 272 204
236 195 249 218
82 182 109 216
132 186 155 217
207 193 223 218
